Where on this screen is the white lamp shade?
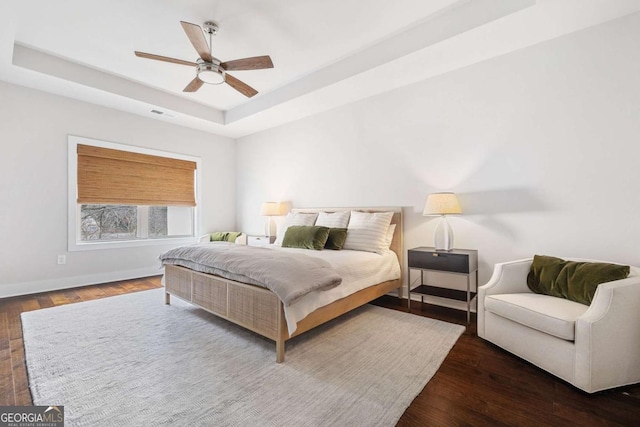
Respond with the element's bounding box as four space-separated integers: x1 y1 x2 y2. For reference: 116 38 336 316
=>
423 192 462 216
260 202 284 216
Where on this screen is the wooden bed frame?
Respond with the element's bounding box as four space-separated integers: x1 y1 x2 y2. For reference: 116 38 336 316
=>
164 207 403 362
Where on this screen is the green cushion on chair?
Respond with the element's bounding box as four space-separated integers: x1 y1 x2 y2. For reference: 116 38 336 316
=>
527 255 567 298
527 255 630 304
210 232 229 242
559 260 630 305
210 231 242 242
225 232 243 243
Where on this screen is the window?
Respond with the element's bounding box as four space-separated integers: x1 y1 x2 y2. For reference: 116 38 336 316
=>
81 204 137 240
68 136 200 251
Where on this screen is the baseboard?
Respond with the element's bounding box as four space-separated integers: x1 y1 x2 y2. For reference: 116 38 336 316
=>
0 267 162 299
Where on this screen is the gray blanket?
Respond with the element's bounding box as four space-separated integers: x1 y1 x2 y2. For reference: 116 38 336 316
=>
159 243 342 306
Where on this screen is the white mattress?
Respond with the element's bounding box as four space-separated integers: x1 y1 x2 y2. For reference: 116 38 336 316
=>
263 246 401 335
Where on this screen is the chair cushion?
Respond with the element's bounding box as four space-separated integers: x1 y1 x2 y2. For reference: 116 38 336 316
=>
210 232 243 243
225 232 243 243
527 255 630 305
210 231 229 241
484 293 589 341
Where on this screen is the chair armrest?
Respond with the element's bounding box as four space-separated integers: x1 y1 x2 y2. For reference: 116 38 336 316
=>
574 276 640 391
479 258 533 296
477 258 532 338
580 276 640 324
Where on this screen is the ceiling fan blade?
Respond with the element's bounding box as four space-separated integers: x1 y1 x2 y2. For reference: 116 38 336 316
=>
183 77 204 93
180 21 213 62
225 73 258 97
221 55 274 71
134 51 197 67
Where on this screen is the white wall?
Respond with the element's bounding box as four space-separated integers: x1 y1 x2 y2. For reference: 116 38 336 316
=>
237 12 640 285
0 82 236 297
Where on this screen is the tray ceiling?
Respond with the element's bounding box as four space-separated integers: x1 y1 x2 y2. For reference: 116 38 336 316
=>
1 0 639 137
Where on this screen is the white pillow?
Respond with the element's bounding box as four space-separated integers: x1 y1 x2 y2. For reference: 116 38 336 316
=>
343 211 394 254
315 211 350 228
274 212 319 246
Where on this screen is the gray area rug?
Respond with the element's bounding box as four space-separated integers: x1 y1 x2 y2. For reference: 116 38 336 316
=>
22 289 464 426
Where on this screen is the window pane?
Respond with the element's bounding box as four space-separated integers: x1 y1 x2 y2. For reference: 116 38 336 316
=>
148 206 168 237
80 205 137 241
166 206 193 237
147 206 193 238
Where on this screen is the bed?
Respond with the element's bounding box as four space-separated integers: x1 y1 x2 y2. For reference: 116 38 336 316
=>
161 207 403 362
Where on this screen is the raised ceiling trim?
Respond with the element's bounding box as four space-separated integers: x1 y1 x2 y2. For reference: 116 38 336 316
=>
12 44 225 126
225 0 536 124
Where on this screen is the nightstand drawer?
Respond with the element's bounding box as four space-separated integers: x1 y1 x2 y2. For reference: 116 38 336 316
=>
247 235 273 246
408 247 477 273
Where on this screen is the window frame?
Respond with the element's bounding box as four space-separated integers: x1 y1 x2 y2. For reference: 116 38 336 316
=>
68 135 201 251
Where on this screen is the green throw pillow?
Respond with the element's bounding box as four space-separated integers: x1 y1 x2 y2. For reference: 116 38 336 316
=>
527 255 567 298
225 232 242 243
210 231 229 242
282 226 330 250
325 228 348 250
210 231 242 242
558 261 630 305
527 254 630 305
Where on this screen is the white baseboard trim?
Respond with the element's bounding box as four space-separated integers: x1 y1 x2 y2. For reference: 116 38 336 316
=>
0 267 163 299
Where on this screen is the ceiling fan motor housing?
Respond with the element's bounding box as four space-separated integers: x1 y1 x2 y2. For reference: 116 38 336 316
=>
197 58 225 84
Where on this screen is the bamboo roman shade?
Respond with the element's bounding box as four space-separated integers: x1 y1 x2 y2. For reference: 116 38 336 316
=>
77 144 196 206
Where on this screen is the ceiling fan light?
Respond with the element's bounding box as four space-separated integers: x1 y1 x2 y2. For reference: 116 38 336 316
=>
197 64 225 85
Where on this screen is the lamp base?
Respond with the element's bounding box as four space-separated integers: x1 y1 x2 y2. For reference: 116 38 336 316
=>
434 216 454 251
265 217 278 242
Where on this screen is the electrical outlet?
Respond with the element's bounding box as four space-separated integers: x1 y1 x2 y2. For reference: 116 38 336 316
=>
57 254 66 265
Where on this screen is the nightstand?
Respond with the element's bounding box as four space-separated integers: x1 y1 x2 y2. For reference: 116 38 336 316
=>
407 247 478 324
247 235 275 246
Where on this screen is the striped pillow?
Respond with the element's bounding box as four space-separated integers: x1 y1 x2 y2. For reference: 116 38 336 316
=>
315 211 350 228
274 212 318 246
343 211 394 254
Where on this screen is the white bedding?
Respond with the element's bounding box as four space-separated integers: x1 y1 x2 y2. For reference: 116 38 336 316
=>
262 245 401 335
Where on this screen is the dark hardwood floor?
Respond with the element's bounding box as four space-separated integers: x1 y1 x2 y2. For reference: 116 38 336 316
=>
1 278 639 426
373 296 640 427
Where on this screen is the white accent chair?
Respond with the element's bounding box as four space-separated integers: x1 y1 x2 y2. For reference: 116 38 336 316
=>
478 258 640 393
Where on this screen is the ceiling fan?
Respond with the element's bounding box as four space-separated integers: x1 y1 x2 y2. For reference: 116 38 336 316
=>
134 21 273 98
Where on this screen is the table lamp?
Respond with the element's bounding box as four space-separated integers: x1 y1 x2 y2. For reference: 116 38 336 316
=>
423 192 462 251
260 202 284 242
